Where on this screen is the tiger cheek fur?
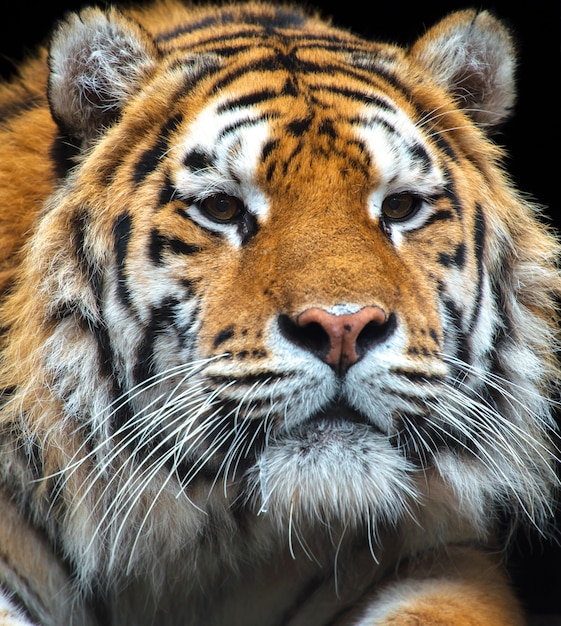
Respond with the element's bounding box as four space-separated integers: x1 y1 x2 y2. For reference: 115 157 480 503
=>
0 3 558 626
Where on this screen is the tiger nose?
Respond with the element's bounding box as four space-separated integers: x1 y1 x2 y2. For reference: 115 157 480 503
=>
280 305 393 375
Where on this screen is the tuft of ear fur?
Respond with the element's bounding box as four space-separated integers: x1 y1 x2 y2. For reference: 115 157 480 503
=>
48 7 159 143
409 10 516 127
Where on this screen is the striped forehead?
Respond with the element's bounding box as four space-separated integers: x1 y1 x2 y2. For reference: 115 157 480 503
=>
175 96 271 212
172 67 441 217
354 98 442 191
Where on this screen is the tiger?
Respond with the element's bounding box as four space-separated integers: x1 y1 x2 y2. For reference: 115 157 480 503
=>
0 1 559 624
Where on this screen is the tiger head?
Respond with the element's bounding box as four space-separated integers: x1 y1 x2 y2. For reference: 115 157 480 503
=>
2 1 559 576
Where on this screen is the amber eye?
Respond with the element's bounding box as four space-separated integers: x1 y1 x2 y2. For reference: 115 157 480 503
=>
200 194 243 222
381 193 419 221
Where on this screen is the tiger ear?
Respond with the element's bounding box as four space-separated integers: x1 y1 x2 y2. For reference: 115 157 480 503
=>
48 7 158 144
409 10 516 128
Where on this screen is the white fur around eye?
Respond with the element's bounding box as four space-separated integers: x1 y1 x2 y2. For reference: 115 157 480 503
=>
174 97 271 244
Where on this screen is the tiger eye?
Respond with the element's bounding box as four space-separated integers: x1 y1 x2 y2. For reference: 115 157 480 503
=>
200 194 243 222
381 193 419 221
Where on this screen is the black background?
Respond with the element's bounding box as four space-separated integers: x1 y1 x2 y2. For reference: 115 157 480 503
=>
1 0 560 618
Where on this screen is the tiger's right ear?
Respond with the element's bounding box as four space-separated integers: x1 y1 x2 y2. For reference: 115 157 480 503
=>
48 7 158 144
408 10 516 128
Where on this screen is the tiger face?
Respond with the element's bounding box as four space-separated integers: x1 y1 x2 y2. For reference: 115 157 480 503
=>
0 2 559 624
32 1 558 534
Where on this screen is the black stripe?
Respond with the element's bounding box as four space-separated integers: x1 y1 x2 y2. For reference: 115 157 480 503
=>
286 116 312 136
156 7 306 43
238 211 258 246
208 372 280 387
282 77 298 96
468 203 486 330
72 211 103 303
432 133 461 168
72 214 118 391
352 112 397 138
281 141 304 175
133 297 180 385
216 88 280 113
158 173 178 207
390 369 445 385
166 55 221 95
493 282 516 345
132 113 183 184
441 176 463 218
322 88 395 112
74 301 133 434
183 148 214 172
155 11 240 42
50 211 104 322
347 138 372 170
113 212 134 309
438 243 466 269
288 34 377 53
88 312 119 389
261 138 279 163
218 112 272 140
423 208 454 228
213 326 234 348
318 118 336 139
0 94 42 123
171 41 255 59
443 298 471 368
149 228 202 265
409 141 433 171
265 159 277 183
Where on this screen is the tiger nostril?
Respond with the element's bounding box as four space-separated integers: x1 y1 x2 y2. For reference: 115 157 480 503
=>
355 313 397 356
278 306 395 375
277 315 332 359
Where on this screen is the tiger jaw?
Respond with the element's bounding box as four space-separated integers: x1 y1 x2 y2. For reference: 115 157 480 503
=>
252 407 417 533
187 338 430 532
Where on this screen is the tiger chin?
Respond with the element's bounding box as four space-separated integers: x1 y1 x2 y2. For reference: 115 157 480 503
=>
0 1 558 625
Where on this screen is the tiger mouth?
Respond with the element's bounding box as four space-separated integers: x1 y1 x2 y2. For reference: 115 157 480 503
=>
166 402 379 483
310 402 371 426
275 401 387 459
307 401 379 431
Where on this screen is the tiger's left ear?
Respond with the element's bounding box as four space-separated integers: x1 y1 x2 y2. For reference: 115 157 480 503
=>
48 7 159 144
409 10 516 127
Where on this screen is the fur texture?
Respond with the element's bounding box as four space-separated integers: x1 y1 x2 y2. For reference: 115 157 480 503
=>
0 2 559 624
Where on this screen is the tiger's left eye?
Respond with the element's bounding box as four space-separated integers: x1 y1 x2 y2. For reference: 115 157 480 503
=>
381 193 420 221
200 194 244 222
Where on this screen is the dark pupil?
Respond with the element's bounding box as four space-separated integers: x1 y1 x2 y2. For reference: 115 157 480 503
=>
389 196 407 212
215 196 233 215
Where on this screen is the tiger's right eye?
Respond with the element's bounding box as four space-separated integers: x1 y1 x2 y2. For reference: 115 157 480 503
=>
381 193 420 221
200 194 244 222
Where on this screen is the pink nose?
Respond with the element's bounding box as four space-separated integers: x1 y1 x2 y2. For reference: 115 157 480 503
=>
296 306 388 374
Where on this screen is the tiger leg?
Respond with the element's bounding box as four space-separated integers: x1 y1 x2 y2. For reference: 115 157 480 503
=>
343 547 525 626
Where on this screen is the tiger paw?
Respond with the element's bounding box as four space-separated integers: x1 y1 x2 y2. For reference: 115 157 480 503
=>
346 548 526 626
